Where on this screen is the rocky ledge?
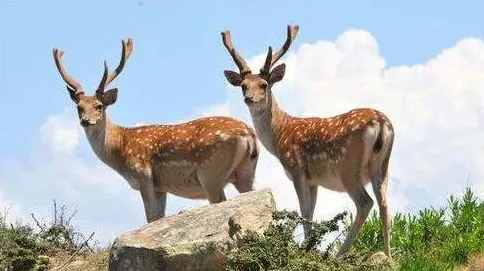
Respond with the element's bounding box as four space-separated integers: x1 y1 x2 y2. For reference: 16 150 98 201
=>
108 188 276 271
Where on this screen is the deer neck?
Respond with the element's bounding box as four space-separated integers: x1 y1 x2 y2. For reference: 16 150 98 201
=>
83 113 124 169
249 92 290 157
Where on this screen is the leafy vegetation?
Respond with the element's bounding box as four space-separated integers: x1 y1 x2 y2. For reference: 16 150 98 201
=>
349 187 484 270
0 201 98 271
222 187 484 270
1 187 483 270
221 210 391 271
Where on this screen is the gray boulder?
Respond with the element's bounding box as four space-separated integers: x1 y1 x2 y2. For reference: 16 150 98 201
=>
108 188 276 271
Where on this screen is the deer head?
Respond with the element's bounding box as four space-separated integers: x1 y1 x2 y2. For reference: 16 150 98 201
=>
52 39 134 127
221 25 298 110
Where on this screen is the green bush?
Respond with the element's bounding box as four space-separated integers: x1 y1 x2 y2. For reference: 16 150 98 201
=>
221 210 391 271
0 201 95 271
0 217 48 271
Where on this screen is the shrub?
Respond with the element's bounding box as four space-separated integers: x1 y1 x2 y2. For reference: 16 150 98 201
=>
0 201 96 271
222 210 391 271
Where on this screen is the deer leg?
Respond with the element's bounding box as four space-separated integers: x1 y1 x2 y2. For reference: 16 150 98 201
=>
203 184 227 204
371 158 392 258
139 179 161 223
292 174 318 238
371 172 391 258
232 156 257 193
309 185 318 219
155 191 167 219
197 170 228 204
337 180 373 257
198 140 246 203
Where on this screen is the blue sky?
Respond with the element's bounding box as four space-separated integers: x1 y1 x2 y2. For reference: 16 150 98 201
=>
1 0 484 244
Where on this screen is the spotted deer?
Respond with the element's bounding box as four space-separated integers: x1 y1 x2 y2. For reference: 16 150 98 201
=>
221 25 395 258
52 38 259 223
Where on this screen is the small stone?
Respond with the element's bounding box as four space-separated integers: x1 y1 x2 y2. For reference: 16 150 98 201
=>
367 251 391 266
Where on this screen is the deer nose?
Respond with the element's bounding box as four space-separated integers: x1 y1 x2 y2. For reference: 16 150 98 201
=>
244 95 255 104
80 118 90 126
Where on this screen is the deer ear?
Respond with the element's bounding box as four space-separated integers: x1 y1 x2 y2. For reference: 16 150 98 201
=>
224 70 243 86
66 85 80 103
101 88 118 106
269 63 286 84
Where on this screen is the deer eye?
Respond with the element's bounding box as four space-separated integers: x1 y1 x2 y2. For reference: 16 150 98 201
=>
95 104 103 110
260 82 268 89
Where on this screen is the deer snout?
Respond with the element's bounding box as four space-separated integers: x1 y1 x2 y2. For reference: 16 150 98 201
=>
244 95 255 105
80 117 96 127
80 118 92 126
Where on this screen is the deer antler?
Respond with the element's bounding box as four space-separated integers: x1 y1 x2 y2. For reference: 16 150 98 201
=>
97 60 109 96
52 48 84 96
260 25 299 74
221 30 252 75
261 47 273 75
97 38 134 96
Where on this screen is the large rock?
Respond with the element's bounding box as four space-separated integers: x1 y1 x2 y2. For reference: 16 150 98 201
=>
108 188 276 271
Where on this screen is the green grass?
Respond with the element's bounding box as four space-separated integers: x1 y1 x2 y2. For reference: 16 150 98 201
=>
349 187 484 270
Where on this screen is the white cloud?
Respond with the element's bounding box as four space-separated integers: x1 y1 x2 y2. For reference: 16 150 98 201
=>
39 114 81 154
212 29 484 223
200 103 231 118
